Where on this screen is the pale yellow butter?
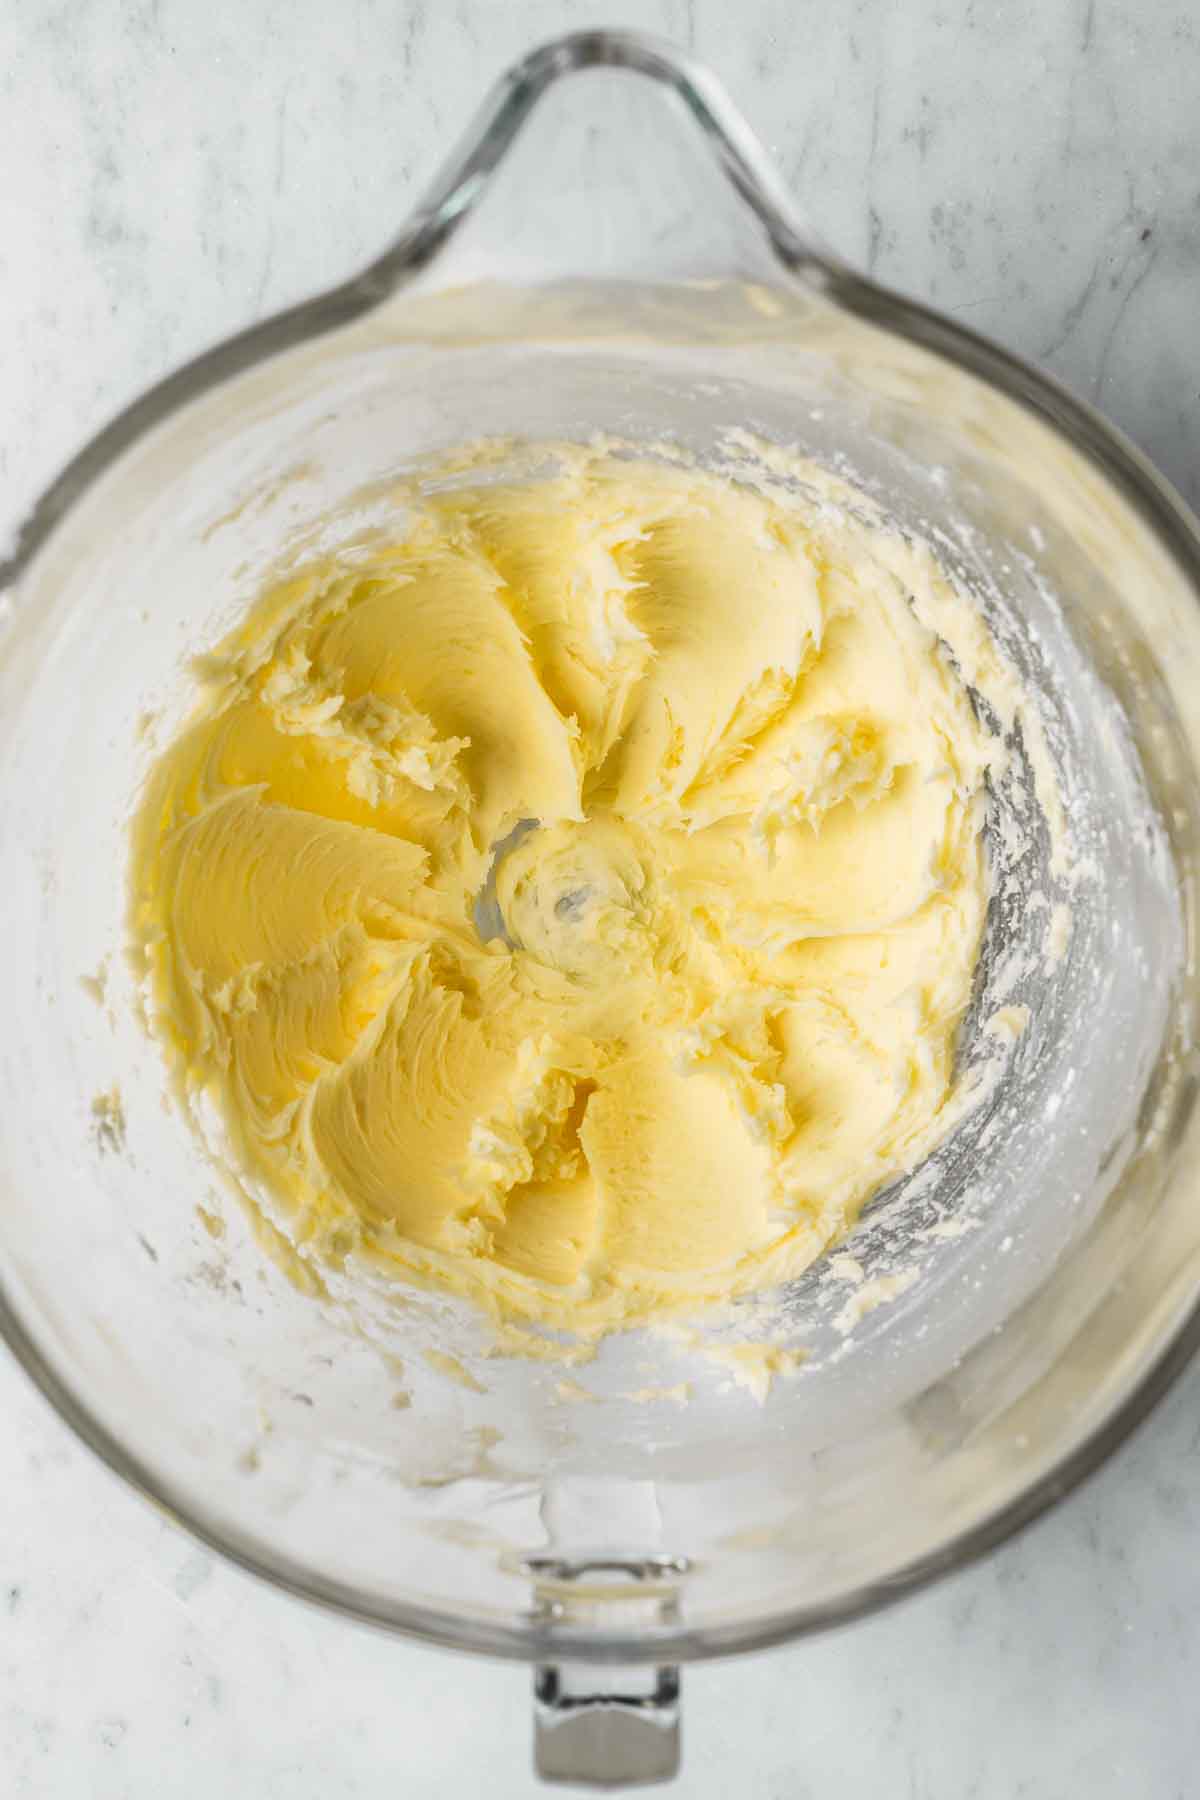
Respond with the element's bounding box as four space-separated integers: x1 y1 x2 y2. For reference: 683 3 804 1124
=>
131 446 994 1340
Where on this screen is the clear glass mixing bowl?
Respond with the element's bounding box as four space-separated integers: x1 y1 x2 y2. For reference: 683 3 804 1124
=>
3 31 1200 1784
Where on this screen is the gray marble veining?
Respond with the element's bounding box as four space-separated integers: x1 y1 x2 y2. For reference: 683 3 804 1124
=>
3 1 1200 1794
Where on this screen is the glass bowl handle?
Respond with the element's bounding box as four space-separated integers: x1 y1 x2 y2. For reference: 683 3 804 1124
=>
364 27 844 300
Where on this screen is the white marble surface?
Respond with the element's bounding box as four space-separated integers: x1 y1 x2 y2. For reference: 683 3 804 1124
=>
3 1 1200 1792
